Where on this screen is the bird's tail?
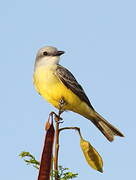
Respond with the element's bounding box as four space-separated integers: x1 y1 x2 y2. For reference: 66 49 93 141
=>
89 112 124 142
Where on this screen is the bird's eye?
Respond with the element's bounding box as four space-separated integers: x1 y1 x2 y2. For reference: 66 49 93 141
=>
43 51 48 56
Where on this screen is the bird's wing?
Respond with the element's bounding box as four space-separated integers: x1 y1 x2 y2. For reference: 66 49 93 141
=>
56 65 94 110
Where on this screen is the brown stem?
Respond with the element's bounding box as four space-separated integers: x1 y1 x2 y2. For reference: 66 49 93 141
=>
54 110 62 180
59 127 82 139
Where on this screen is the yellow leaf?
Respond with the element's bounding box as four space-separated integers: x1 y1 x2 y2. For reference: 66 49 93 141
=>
80 138 103 173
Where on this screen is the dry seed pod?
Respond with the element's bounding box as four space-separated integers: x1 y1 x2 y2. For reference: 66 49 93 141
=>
38 119 55 180
80 138 103 173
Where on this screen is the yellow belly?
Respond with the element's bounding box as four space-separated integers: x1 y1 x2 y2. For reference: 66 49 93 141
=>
33 65 92 117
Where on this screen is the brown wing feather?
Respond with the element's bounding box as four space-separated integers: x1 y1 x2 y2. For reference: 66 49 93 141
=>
56 65 94 110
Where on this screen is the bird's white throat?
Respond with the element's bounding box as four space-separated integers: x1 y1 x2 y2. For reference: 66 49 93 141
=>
35 56 60 69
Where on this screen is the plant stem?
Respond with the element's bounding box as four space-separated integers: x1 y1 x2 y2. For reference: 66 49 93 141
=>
59 127 82 139
54 110 62 180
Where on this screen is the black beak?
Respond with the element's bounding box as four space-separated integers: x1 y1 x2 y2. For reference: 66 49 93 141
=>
55 50 65 56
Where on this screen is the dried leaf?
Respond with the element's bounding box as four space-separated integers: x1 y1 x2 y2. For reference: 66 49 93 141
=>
80 138 103 173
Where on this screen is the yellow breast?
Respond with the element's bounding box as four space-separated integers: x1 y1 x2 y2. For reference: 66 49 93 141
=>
33 65 82 111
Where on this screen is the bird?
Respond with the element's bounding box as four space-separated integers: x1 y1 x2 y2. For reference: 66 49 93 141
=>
33 46 124 142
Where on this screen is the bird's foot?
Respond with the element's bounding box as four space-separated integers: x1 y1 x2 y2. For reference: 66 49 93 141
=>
49 111 64 123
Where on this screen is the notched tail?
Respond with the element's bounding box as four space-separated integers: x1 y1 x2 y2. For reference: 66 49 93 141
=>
91 112 124 142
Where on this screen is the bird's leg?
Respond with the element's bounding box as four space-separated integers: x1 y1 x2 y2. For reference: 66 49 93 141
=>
48 98 65 124
57 97 66 122
59 97 66 113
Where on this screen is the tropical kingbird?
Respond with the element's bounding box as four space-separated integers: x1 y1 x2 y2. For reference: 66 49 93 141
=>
33 46 124 142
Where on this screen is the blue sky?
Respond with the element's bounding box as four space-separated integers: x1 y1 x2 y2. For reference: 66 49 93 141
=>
0 0 136 179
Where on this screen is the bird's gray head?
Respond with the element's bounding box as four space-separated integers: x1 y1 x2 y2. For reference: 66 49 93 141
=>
35 46 65 68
